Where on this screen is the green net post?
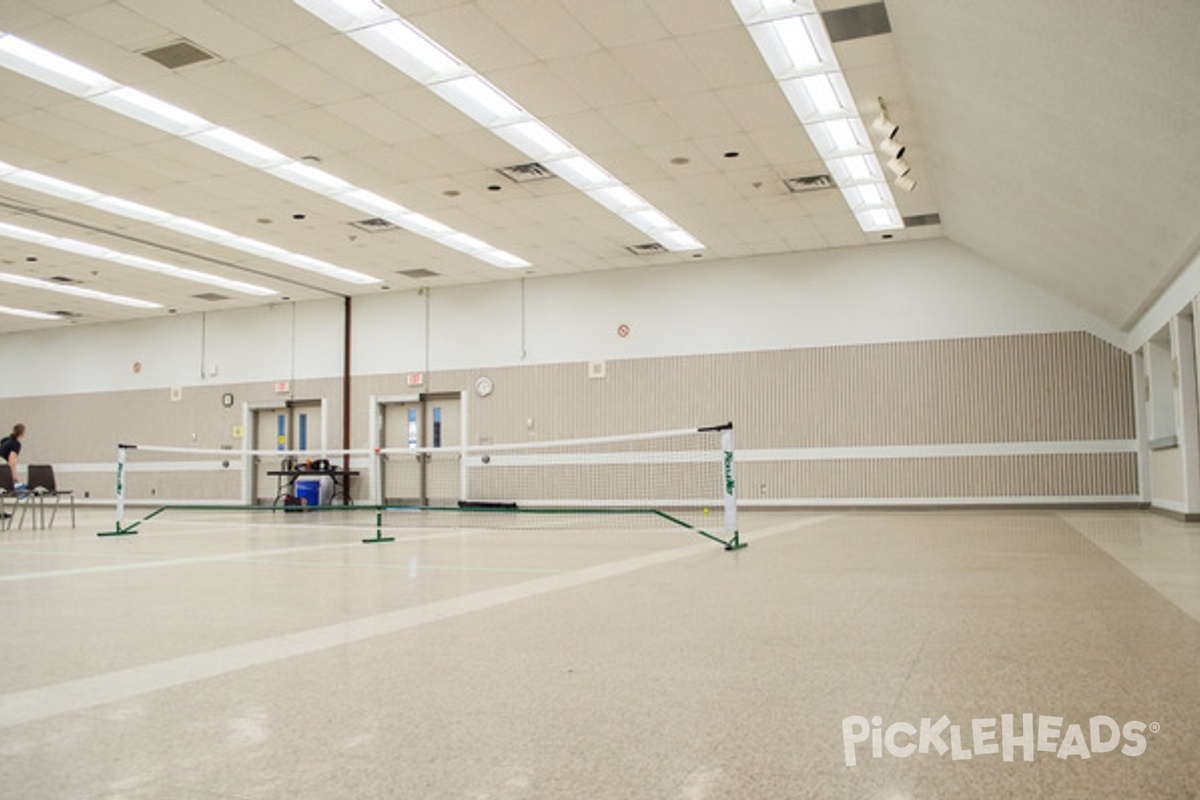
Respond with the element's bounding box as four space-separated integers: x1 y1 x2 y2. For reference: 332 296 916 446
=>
98 444 138 537
362 506 395 544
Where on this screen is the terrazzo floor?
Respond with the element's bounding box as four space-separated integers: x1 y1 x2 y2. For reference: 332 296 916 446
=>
1 508 1198 799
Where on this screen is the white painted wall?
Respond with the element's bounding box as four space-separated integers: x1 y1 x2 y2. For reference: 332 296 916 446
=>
1 238 1124 398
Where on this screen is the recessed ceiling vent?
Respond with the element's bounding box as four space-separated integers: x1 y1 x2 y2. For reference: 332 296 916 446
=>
626 243 668 255
398 268 439 278
822 2 892 42
49 275 81 284
192 292 229 302
497 162 556 183
139 39 217 70
902 212 942 227
784 174 835 193
350 217 400 233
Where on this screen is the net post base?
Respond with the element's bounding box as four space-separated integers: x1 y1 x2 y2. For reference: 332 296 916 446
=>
724 531 747 551
98 526 138 537
361 508 394 544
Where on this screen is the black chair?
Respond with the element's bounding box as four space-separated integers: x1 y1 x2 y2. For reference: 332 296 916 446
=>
0 463 30 531
27 464 75 529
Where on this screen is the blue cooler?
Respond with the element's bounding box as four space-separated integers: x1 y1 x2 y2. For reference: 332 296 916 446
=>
294 475 333 508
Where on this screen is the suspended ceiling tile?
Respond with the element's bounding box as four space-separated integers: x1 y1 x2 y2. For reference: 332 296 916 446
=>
63 3 171 49
179 60 310 119
560 0 672 47
323 96 429 146
207 0 338 49
647 0 741 36
288 35 420 97
656 93 742 139
6 106 133 155
610 40 712 100
489 63 590 119
545 49 652 110
546 109 630 154
676 28 773 90
232 47 362 108
410 2 537 74
475 0 601 61
271 106 386 156
119 0 275 60
715 82 801 131
597 101 688 148
376 87 482 138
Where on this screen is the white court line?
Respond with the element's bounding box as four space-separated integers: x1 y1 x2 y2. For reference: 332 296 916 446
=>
0 527 491 583
0 516 831 729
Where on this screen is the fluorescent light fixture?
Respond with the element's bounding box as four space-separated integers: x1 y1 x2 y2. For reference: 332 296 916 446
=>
543 156 615 191
279 252 378 285
657 229 705 251
5 169 100 203
0 38 509 274
0 304 60 321
0 220 276 295
746 16 831 77
185 127 290 168
337 188 407 218
731 0 818 24
48 237 110 259
439 232 491 255
491 121 575 161
844 182 887 210
779 72 853 122
0 164 381 286
828 154 882 184
295 0 704 256
587 185 649 215
389 211 453 238
807 117 870 157
266 160 355 196
621 208 674 235
733 3 904 232
0 33 118 97
161 216 238 242
86 196 173 223
105 253 277 296
855 206 902 232
348 20 464 84
0 220 56 245
293 0 397 32
428 75 526 128
90 87 211 136
227 237 290 259
0 271 161 309
477 249 531 269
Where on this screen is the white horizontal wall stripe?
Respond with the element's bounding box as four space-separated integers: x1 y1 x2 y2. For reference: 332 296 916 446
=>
740 439 1138 462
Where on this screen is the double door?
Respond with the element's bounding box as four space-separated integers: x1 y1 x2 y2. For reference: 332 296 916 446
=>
252 400 323 504
380 394 461 506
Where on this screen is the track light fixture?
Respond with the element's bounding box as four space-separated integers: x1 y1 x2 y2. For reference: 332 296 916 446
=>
872 111 898 139
874 97 916 194
886 157 911 178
